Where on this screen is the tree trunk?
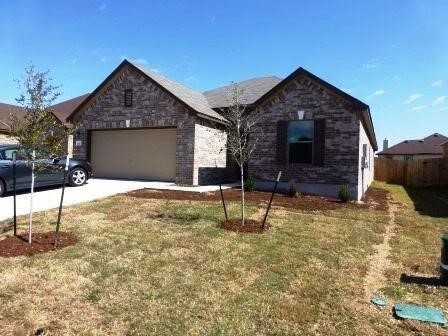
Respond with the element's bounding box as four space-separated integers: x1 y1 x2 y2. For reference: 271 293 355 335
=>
240 163 245 226
28 160 35 244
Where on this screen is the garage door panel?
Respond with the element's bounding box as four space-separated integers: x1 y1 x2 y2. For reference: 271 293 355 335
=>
90 128 176 181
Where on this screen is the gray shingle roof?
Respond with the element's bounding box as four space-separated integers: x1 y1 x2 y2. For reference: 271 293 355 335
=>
129 61 225 121
203 76 283 108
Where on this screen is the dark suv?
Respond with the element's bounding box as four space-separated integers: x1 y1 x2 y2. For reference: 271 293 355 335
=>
0 144 92 197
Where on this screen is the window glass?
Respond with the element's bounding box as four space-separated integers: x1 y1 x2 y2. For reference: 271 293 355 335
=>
0 148 28 160
288 121 314 164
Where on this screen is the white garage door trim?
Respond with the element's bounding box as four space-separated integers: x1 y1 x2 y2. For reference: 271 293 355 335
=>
90 128 177 181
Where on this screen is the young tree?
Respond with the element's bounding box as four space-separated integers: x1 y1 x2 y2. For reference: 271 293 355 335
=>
10 65 68 243
221 84 261 226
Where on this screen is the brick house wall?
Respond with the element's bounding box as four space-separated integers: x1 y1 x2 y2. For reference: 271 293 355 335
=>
249 75 364 199
71 64 226 185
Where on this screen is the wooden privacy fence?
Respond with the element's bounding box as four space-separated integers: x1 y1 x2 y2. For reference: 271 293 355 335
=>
375 158 448 186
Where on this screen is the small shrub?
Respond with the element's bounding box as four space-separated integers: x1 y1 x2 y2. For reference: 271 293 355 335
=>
244 175 255 192
288 180 299 198
338 185 350 203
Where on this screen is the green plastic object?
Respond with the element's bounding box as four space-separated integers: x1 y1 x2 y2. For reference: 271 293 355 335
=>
371 296 387 307
394 303 447 325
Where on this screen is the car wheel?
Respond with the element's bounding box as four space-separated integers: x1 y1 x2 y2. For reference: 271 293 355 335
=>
69 168 87 187
0 179 5 197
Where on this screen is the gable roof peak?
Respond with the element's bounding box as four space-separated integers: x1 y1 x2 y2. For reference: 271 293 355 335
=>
68 59 225 123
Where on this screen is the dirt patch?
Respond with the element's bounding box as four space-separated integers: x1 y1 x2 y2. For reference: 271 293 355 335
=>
127 187 389 211
0 232 77 258
218 219 268 233
364 201 397 300
362 188 389 211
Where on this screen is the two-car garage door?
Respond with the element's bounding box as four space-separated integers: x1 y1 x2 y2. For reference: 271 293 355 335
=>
90 128 177 181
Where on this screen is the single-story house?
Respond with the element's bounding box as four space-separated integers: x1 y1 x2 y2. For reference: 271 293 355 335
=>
377 133 448 161
0 95 89 151
68 59 377 200
0 103 24 144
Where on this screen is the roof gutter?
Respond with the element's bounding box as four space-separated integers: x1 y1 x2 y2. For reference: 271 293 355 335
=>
196 112 228 125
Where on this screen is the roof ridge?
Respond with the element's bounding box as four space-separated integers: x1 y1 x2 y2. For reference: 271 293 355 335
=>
203 75 283 94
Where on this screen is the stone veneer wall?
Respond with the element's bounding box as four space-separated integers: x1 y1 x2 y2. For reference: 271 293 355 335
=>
193 120 227 185
249 76 363 199
71 65 198 185
0 132 16 144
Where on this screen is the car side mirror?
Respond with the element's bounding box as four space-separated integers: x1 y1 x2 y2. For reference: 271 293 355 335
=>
52 157 61 164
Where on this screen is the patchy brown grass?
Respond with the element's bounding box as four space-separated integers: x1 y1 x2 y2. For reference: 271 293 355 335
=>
0 183 445 335
375 182 448 334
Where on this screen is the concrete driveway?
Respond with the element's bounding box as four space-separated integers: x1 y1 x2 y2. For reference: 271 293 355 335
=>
0 178 238 222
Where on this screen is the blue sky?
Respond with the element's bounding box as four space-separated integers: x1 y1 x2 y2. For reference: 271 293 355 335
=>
1 0 447 148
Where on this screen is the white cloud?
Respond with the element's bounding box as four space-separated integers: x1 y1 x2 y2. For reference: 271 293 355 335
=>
411 105 427 111
404 93 422 104
373 89 386 96
432 95 446 106
363 57 382 70
99 3 106 11
432 107 448 112
432 80 443 87
392 75 401 82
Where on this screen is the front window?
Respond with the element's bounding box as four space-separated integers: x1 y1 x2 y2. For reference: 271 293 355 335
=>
404 155 413 161
288 120 314 164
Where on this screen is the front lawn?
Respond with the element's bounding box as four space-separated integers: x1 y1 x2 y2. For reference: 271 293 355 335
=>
0 184 446 335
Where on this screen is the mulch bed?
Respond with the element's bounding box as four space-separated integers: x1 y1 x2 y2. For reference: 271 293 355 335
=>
0 232 77 258
127 187 389 211
218 219 268 233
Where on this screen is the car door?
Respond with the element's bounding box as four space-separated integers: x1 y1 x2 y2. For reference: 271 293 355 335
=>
34 149 64 185
0 147 32 189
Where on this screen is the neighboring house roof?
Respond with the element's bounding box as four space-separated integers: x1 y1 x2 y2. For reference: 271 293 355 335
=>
68 59 226 123
377 133 448 155
52 93 90 124
251 67 378 151
0 94 89 132
0 103 24 132
203 76 283 108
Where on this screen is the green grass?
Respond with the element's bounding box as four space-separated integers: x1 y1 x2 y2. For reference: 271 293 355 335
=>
0 184 446 335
